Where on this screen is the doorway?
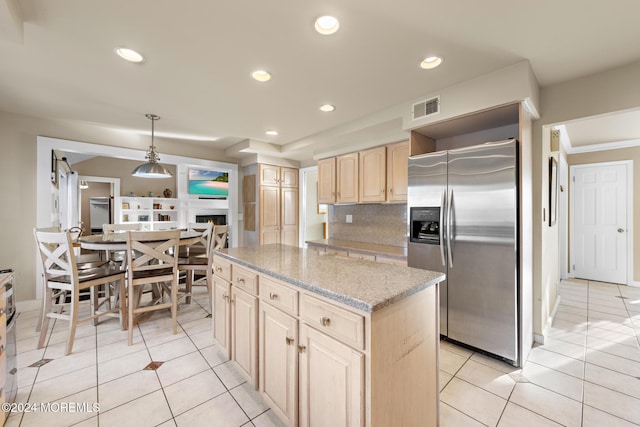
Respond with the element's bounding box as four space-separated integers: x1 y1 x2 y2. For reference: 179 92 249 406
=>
299 167 328 247
78 176 120 235
570 160 632 284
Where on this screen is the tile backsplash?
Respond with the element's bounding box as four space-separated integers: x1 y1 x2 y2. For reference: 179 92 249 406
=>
330 204 407 247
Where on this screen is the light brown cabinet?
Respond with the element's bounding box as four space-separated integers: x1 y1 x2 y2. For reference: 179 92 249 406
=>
260 164 298 188
318 140 409 204
359 146 387 202
317 157 336 204
386 140 410 202
259 301 298 426
298 323 364 427
231 285 258 387
336 153 359 203
213 253 440 427
259 164 299 246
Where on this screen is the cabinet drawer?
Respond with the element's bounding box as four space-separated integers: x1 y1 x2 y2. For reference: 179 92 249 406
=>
233 265 259 295
213 256 232 282
300 294 364 350
260 275 299 315
348 251 376 261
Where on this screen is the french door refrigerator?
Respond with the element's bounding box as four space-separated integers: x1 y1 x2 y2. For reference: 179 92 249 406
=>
407 139 519 365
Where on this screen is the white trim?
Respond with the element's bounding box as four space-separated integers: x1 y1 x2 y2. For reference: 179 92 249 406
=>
565 138 640 154
536 294 562 346
558 153 569 280
569 160 633 285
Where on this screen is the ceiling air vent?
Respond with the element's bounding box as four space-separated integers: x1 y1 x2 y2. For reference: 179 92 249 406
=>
412 96 440 120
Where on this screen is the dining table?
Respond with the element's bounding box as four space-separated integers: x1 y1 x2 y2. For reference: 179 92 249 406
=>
78 230 202 252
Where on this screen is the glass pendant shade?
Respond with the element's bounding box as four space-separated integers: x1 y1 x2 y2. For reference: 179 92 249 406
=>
132 114 172 178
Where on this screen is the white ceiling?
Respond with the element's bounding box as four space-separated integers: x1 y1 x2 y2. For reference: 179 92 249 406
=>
2 0 640 161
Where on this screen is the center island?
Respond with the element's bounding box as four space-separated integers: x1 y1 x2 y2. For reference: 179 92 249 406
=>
212 244 445 427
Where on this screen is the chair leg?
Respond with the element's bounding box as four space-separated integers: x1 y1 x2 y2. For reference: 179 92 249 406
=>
37 287 53 349
171 276 177 335
65 290 79 355
128 282 135 346
185 271 193 304
118 277 127 331
91 287 99 326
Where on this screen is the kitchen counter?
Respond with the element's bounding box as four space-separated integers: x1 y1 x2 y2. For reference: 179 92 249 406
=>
306 238 407 260
217 244 443 312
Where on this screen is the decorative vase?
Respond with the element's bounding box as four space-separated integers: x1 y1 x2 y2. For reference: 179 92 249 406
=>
163 188 172 198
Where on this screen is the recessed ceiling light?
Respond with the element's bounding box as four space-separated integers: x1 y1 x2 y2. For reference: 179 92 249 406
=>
115 47 144 63
252 70 271 82
265 130 278 136
315 16 340 35
420 56 443 70
319 104 335 112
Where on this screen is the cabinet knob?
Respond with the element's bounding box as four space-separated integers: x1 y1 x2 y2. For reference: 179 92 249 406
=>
215 266 222 272
320 316 331 327
286 337 294 346
237 278 245 284
297 345 306 354
223 293 229 302
269 292 278 300
389 188 392 193
380 189 384 194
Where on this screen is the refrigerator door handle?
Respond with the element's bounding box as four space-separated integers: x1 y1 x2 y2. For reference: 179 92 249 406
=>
439 188 446 267
447 188 454 268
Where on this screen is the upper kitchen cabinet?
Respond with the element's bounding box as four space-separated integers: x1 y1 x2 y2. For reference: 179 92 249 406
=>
259 164 298 188
359 146 386 203
336 153 358 204
386 140 410 202
317 157 336 204
319 140 409 204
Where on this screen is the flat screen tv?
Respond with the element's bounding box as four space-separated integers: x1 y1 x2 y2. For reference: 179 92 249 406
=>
188 168 229 198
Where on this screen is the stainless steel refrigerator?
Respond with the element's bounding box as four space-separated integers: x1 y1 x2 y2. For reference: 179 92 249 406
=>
407 139 519 365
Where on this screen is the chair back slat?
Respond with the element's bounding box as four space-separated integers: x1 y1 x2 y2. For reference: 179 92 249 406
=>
213 225 229 251
126 230 180 273
34 230 78 284
103 223 143 234
187 222 213 252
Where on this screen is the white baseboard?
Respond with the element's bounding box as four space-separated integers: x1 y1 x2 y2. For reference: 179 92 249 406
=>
536 295 562 346
17 299 41 312
628 280 640 287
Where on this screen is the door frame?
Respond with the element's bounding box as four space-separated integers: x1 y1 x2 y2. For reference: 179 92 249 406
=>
558 154 569 280
569 160 634 286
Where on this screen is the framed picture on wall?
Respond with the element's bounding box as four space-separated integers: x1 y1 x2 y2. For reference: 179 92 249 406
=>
549 156 558 226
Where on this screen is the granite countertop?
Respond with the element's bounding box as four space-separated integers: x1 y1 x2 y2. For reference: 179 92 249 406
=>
217 244 444 313
306 238 407 259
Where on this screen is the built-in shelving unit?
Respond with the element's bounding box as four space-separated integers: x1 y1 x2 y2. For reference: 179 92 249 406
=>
119 196 179 230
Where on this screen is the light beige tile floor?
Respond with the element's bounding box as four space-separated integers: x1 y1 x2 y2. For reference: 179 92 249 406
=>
6 278 640 426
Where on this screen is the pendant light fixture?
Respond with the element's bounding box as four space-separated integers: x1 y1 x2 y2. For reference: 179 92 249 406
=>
131 114 172 178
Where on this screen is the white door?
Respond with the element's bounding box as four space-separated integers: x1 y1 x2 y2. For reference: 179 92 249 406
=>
572 162 629 284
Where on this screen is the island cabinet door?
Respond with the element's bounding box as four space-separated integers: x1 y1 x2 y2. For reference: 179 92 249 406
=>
213 277 231 359
298 324 364 427
259 303 298 427
231 286 259 388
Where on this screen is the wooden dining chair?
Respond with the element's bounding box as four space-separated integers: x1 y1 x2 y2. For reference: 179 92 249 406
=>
125 230 180 345
103 222 143 264
177 223 213 304
34 229 126 355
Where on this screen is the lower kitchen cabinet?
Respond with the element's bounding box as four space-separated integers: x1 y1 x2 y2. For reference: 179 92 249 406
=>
298 324 364 427
231 286 258 387
213 253 440 427
213 276 231 358
259 302 298 426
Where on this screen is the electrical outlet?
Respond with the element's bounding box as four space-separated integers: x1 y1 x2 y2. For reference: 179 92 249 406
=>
346 214 353 223
333 216 338 222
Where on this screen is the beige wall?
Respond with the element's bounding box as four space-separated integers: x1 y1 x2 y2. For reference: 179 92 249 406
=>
75 157 177 198
533 59 640 338
0 110 234 302
568 147 640 281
